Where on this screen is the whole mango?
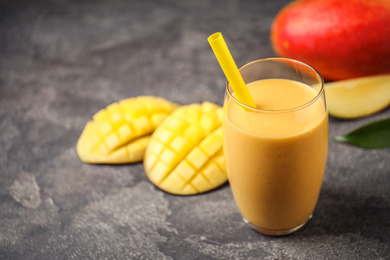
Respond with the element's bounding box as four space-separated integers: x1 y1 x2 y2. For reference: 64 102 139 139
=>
271 0 390 81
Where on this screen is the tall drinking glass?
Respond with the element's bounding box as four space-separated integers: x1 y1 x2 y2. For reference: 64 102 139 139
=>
223 58 328 236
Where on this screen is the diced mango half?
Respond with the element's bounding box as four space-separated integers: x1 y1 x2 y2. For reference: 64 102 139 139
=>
77 96 179 164
144 102 227 195
325 74 390 119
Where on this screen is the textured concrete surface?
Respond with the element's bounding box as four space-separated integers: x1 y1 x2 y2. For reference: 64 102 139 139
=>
1 0 389 259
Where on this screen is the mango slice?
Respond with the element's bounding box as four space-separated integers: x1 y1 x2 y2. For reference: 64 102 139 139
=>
144 102 227 195
77 96 179 164
325 74 390 119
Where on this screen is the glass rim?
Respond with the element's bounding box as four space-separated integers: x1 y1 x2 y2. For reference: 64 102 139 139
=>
226 57 325 113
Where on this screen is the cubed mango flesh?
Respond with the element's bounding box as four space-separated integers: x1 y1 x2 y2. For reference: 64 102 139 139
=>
144 102 227 195
76 96 179 164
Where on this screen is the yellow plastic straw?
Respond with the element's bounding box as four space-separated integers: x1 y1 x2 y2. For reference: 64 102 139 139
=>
208 32 257 108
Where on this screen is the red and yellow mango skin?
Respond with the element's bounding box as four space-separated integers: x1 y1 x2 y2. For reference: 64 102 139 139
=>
271 0 390 81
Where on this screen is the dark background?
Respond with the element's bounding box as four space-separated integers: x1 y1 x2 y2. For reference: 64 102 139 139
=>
1 0 389 259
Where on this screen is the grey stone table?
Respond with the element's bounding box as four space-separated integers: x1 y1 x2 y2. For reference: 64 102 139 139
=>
1 0 389 259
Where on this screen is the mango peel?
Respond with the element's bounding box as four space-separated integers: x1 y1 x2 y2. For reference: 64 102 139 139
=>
271 0 390 80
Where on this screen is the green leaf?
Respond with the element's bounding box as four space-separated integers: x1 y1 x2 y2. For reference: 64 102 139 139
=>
333 118 390 148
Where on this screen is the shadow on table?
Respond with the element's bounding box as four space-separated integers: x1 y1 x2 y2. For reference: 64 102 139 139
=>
306 187 389 242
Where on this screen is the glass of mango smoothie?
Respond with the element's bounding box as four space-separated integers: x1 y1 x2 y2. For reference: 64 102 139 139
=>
223 58 328 236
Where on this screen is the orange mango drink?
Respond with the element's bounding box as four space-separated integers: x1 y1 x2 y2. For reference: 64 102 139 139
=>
223 58 328 236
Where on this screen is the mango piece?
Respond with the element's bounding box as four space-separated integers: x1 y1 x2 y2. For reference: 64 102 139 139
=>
144 102 227 195
325 74 390 119
271 0 390 80
77 96 179 164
